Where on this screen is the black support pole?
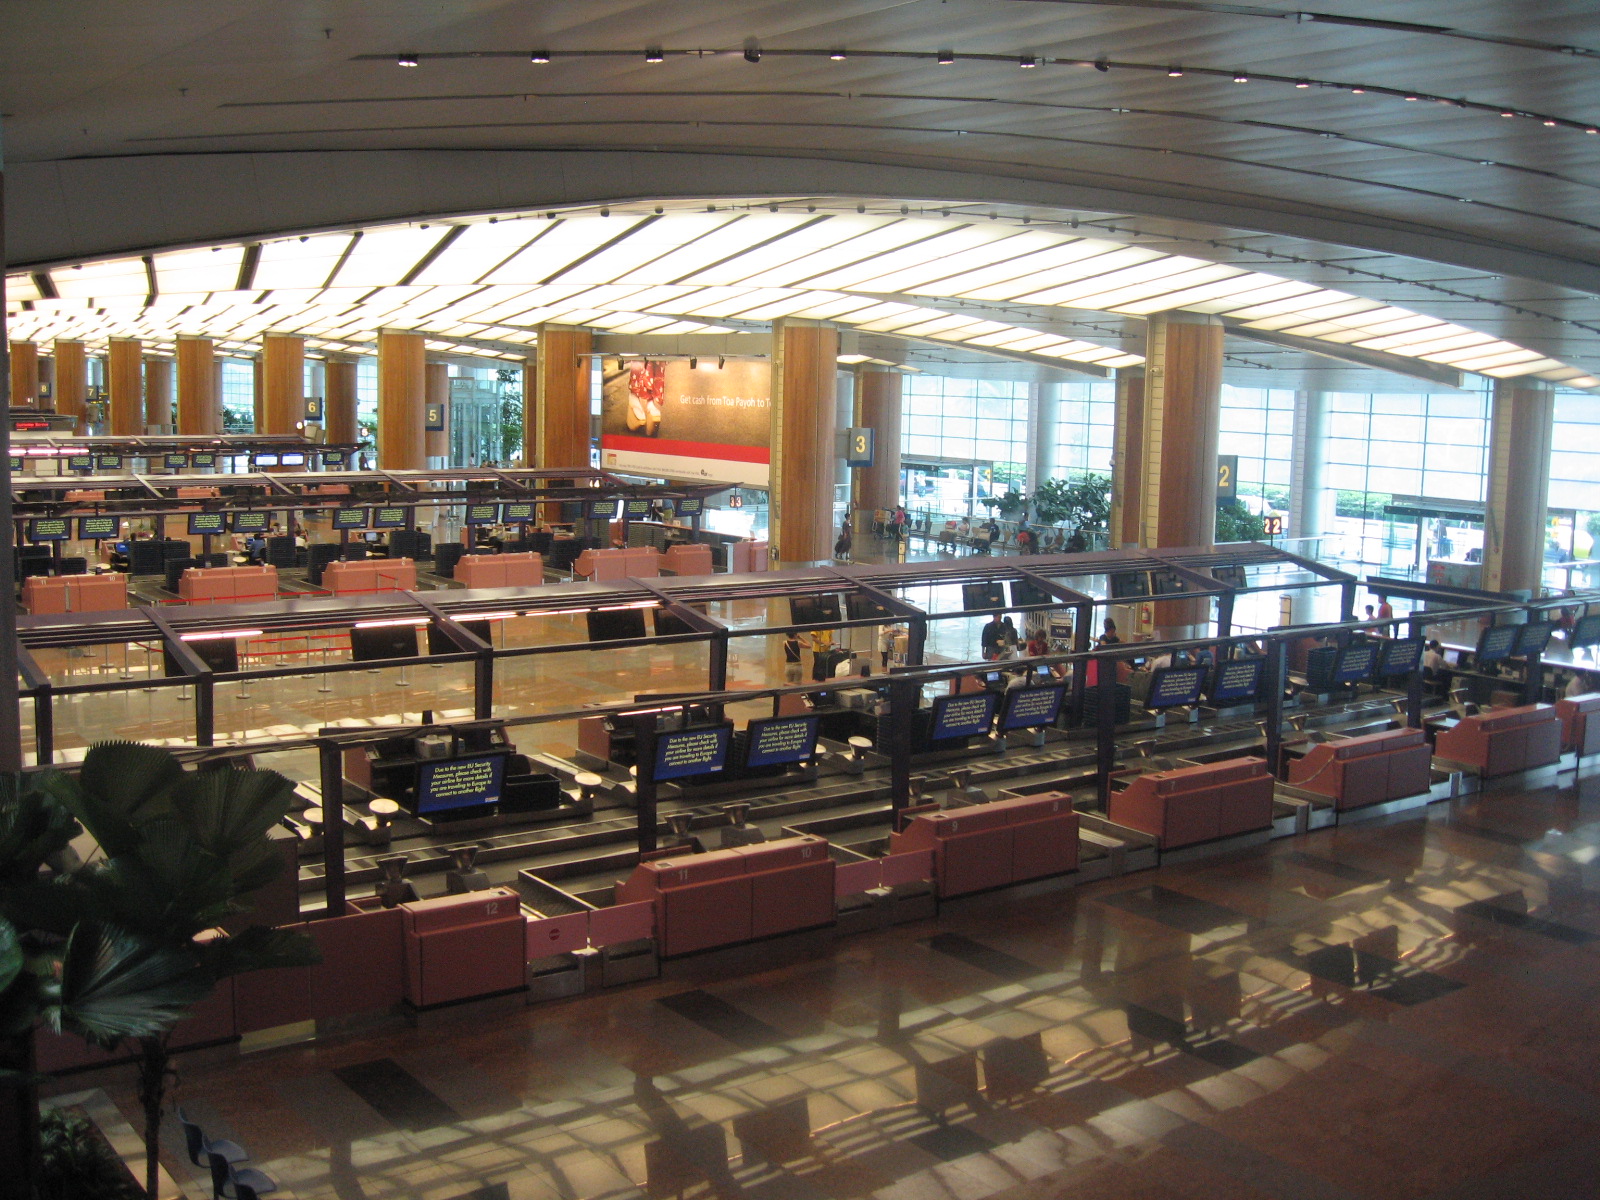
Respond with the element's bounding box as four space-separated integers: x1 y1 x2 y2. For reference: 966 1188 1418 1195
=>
1264 638 1289 776
889 676 917 829
634 714 659 855
1094 651 1118 811
1406 615 1427 729
318 739 346 917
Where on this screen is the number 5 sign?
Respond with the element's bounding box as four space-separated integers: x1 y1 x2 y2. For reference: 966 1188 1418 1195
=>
1216 454 1238 500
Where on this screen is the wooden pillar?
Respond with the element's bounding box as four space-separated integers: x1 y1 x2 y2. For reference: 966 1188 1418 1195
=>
107 338 143 436
377 330 427 469
1110 367 1145 548
176 336 219 435
143 356 173 430
519 357 537 467
251 356 264 433
534 327 592 469
36 356 55 412
8 342 38 407
854 366 902 523
425 362 450 461
325 358 358 446
771 320 839 565
261 334 304 436
1140 314 1223 550
54 340 87 429
1483 378 1554 596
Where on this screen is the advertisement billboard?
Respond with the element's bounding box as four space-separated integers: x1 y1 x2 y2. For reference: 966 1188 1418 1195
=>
599 357 770 486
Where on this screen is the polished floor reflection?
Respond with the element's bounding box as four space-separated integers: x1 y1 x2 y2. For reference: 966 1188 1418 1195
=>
72 770 1600 1200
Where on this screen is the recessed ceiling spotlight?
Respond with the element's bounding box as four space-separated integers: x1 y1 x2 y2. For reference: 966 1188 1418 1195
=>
1295 79 1310 88
644 47 664 63
1351 86 1365 93
397 53 419 67
529 50 549 64
1167 66 1183 77
1501 110 1515 117
1233 71 1248 83
829 48 847 60
1019 54 1037 68
937 49 954 65
1543 118 1558 126
1404 94 1419 101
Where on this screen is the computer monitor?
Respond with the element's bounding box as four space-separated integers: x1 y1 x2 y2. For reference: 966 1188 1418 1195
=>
744 715 821 767
278 452 306 467
372 506 408 529
464 503 498 526
930 691 998 739
845 593 896 621
1476 624 1518 664
415 753 506 815
321 450 346 467
426 619 492 654
1109 570 1149 599
586 607 648 641
653 724 733 781
251 453 279 468
1209 657 1264 704
162 637 240 676
1146 666 1206 709
1213 564 1247 589
76 515 119 541
66 455 93 473
349 624 420 662
623 498 651 518
676 497 703 516
1514 621 1555 657
1000 684 1067 731
331 507 368 530
231 511 269 534
790 594 843 625
27 518 68 542
1150 569 1186 596
1571 613 1600 647
190 452 216 468
1375 638 1424 677
95 455 121 471
653 609 697 637
589 498 620 519
1009 578 1053 608
961 582 1006 612
187 512 226 536
503 502 534 522
1333 641 1377 684
164 453 188 469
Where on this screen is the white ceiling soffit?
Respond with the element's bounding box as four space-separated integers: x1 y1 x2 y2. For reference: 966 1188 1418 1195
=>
6 205 1595 389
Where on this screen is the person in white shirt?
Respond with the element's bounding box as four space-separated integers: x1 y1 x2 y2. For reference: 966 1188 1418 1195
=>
1422 640 1446 674
1566 671 1593 698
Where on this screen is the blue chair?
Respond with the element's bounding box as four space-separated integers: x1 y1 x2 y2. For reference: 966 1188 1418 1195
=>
206 1151 277 1199
176 1108 246 1171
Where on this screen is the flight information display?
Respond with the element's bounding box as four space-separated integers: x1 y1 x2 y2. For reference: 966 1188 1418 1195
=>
372 507 408 529
464 503 498 525
1009 578 1052 608
503 502 534 522
331 507 368 530
416 754 506 814
961 582 1006 611
164 454 188 469
66 455 93 472
190 452 216 467
1210 658 1264 703
653 724 733 781
676 497 703 515
789 594 842 625
1571 613 1600 648
28 518 69 542
1146 666 1206 709
1375 638 1423 676
744 715 821 767
278 452 306 466
231 511 270 533
625 498 652 517
251 453 280 468
1476 624 1518 663
589 498 620 519
930 692 998 740
1001 684 1066 730
1514 621 1555 657
1334 642 1377 683
187 512 227 536
76 515 119 540
321 450 346 467
95 455 121 470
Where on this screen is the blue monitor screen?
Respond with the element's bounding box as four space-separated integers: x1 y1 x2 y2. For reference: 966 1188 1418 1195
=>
1210 658 1264 703
332 508 368 530
745 716 821 767
676 497 703 515
251 453 279 468
503 502 534 522
1514 621 1554 658
416 753 506 814
190 452 216 467
1571 614 1600 647
1477 624 1518 663
164 454 188 469
67 455 93 472
1147 666 1206 709
931 692 998 739
279 452 307 467
624 498 651 517
1001 684 1066 730
95 455 121 471
1376 638 1423 676
231 511 269 533
187 512 226 536
653 724 732 781
9 456 22 472
372 507 408 529
1334 642 1377 683
464 503 498 525
29 518 69 542
589 498 620 519
76 515 119 540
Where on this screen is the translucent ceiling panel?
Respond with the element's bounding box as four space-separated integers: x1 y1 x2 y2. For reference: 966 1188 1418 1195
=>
567 213 746 285
681 215 902 286
408 219 551 286
479 216 649 285
802 224 1027 292
328 227 456 289
151 247 246 297
51 258 151 301
4 273 40 304
253 233 357 292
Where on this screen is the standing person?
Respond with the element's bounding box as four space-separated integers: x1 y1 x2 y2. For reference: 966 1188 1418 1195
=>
1016 525 1034 554
1376 597 1394 622
980 613 1006 661
1000 614 1019 656
782 631 811 684
893 506 909 542
834 523 853 560
881 623 904 669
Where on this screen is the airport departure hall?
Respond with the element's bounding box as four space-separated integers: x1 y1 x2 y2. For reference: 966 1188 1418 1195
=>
7 4 1600 1200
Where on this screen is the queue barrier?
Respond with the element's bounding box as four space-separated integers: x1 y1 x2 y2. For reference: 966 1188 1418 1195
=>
323 557 417 595
1434 704 1561 778
22 573 128 614
178 564 279 604
1287 728 1433 811
1556 693 1600 757
888 792 1078 898
453 551 544 589
1108 757 1275 850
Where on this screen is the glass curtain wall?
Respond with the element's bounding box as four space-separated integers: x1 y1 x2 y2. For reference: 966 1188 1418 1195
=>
1053 380 1116 478
899 376 1031 519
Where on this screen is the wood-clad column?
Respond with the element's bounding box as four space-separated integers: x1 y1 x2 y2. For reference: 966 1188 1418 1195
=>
176 336 219 435
8 342 38 407
143 356 173 430
854 366 902 523
54 340 87 429
771 320 839 565
1110 367 1146 549
261 334 304 436
36 356 55 412
251 356 264 432
519 356 537 467
1139 314 1223 550
107 338 144 435
377 330 427 469
324 357 358 446
425 362 450 461
1483 378 1555 596
534 327 592 468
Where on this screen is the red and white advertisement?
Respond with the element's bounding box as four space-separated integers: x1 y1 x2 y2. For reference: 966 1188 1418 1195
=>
599 357 771 487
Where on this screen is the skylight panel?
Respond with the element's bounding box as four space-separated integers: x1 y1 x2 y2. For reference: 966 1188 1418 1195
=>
50 257 150 301
975 246 1165 303
478 216 649 285
680 215 903 286
253 233 356 291
410 219 550 285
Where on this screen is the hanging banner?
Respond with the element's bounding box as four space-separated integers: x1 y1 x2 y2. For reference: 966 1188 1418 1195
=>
599 357 770 486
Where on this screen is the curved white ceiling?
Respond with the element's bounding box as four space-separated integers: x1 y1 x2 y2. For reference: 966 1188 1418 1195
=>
6 201 1595 389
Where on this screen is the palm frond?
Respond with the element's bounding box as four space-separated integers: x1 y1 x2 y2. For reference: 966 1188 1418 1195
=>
55 924 207 1048
72 743 183 856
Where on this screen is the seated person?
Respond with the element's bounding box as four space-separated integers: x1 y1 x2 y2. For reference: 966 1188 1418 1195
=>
244 534 267 564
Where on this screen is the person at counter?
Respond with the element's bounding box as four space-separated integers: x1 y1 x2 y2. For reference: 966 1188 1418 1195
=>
1099 617 1122 646
981 613 1006 661
782 631 812 684
1025 629 1049 659
1566 670 1596 699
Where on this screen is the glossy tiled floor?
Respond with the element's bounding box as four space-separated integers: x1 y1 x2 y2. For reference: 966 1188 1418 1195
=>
70 766 1600 1200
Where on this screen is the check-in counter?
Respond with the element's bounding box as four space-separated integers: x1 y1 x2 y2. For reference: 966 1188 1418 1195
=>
887 792 1079 898
1433 704 1560 778
1287 728 1433 810
730 540 768 572
177 564 278 604
453 551 543 589
616 835 834 957
662 543 713 576
1108 757 1274 850
323 557 417 594
22 573 128 614
401 888 526 1008
1556 693 1600 757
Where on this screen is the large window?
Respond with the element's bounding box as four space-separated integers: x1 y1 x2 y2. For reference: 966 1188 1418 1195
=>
219 359 254 432
1218 385 1295 512
900 376 1031 515
1052 380 1115 478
